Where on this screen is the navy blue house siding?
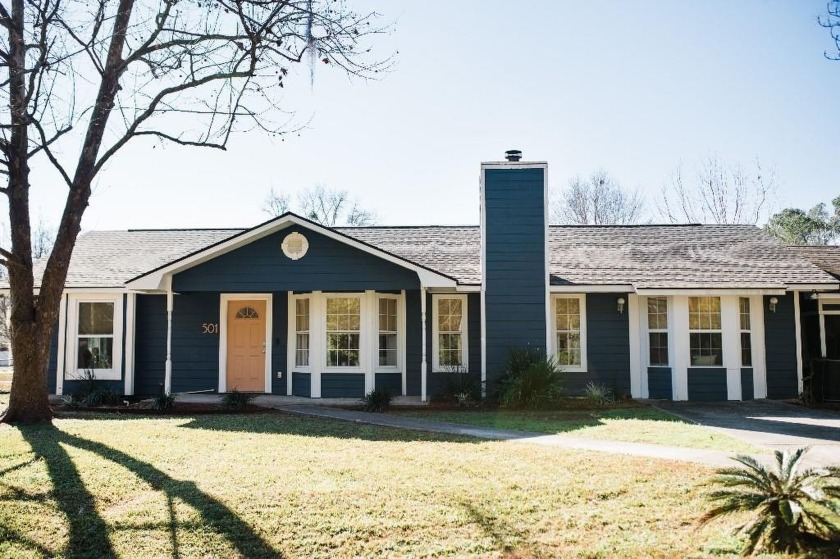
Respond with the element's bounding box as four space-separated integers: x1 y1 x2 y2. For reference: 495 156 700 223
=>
426 292 481 399
47 325 58 394
483 167 547 379
564 293 631 396
173 226 421 293
647 367 672 399
405 289 421 396
134 294 167 396
292 372 310 397
321 373 365 398
271 295 288 395
764 293 798 399
741 368 754 400
170 293 221 393
687 367 728 401
375 373 402 394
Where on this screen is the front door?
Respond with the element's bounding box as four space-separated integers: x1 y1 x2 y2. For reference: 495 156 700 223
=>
226 300 267 392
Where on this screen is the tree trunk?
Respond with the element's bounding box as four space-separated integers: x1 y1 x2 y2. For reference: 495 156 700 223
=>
2 319 53 422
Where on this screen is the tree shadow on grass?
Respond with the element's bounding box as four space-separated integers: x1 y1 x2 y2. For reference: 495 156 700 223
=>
460 500 539 558
16 425 282 559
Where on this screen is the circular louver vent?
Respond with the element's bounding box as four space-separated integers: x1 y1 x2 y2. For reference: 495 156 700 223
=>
281 232 309 260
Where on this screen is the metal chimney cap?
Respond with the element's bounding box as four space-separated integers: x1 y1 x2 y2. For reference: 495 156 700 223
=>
505 149 522 162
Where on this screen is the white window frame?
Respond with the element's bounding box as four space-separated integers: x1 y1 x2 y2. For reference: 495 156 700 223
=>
375 294 401 372
293 295 312 370
549 294 587 372
324 293 365 372
432 294 469 372
688 296 724 368
739 297 753 367
645 296 670 367
65 293 124 381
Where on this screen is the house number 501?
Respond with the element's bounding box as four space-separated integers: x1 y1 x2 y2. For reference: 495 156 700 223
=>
202 323 219 334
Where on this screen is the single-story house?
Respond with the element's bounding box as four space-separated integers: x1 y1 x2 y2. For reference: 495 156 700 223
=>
21 154 840 401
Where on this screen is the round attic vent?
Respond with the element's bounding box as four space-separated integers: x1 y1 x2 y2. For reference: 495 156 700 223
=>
281 232 309 260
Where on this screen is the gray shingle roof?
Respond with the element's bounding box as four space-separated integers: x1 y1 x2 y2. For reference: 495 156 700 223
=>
788 245 840 280
22 222 839 290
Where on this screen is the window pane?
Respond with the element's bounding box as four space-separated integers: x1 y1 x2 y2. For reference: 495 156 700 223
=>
556 332 581 366
78 337 113 369
78 302 114 335
295 333 309 367
379 333 398 367
739 297 751 330
647 297 668 330
688 297 721 333
690 333 722 366
649 332 669 366
741 332 752 367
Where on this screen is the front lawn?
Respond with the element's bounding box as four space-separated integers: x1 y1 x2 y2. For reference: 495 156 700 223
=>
392 404 760 453
0 409 761 558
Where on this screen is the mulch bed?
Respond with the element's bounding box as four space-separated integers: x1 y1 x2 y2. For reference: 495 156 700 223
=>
53 402 269 416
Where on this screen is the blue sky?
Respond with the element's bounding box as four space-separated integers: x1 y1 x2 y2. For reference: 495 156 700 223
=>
28 0 840 230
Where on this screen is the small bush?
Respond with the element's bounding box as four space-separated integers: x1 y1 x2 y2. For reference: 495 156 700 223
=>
440 372 481 406
702 448 840 555
152 392 175 412
490 347 563 409
361 388 392 412
60 394 82 409
583 382 615 407
81 387 119 407
222 389 255 410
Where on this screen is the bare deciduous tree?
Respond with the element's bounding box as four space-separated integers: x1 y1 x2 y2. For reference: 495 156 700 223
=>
820 1 840 59
551 170 645 225
263 184 377 226
0 0 389 424
657 156 776 225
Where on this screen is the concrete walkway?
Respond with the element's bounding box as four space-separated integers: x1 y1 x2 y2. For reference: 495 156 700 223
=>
653 400 840 468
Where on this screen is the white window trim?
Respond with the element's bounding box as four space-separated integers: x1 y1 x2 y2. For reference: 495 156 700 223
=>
687 296 725 368
738 297 752 368
65 293 124 381
431 294 469 372
375 293 401 373
645 296 670 368
291 294 312 372
549 294 587 373
218 293 273 394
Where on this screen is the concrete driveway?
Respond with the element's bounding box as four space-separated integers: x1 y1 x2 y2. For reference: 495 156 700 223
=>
654 400 840 467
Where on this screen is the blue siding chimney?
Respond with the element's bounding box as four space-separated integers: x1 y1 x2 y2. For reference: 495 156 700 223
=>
481 157 549 381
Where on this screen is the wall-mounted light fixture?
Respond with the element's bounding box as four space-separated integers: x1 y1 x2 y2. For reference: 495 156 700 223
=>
810 290 819 301
769 296 779 313
617 297 626 314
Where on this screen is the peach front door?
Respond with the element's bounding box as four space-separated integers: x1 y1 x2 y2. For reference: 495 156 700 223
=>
226 300 267 392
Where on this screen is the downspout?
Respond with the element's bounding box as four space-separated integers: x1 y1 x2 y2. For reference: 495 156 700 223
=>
421 286 427 402
165 286 174 394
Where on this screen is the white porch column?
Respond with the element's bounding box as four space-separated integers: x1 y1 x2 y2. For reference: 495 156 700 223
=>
671 296 689 400
722 296 742 400
421 286 427 402
794 292 804 394
628 294 642 398
124 293 136 396
164 288 173 394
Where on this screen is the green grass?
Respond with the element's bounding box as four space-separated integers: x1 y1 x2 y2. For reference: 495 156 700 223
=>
0 406 776 558
392 405 762 454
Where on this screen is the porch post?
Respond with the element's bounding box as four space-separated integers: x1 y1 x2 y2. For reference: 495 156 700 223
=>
794 292 804 394
165 288 173 394
421 286 427 402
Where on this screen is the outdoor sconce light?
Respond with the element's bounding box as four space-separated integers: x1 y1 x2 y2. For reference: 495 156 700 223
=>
810 290 819 301
769 297 778 313
617 297 626 314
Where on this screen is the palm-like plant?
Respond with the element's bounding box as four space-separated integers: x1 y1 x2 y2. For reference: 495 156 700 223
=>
702 448 840 555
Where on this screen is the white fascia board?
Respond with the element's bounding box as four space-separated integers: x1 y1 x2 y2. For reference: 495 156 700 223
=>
125 214 457 291
817 292 840 300
786 283 840 292
549 284 634 293
635 288 786 296
480 161 548 169
0 286 130 295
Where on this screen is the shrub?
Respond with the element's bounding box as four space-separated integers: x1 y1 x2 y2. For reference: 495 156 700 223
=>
60 394 82 409
490 347 563 409
702 448 840 555
583 382 615 407
361 388 392 412
152 391 175 412
439 372 481 406
81 387 119 407
222 389 255 411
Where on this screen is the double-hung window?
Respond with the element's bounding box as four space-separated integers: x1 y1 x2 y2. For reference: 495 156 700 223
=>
68 294 123 380
688 297 722 366
295 298 310 367
433 295 468 371
326 297 361 367
739 297 752 367
647 297 669 366
553 295 585 368
378 297 398 368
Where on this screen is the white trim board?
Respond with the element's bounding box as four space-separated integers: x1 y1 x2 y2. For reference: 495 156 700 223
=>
218 293 273 394
126 214 457 291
